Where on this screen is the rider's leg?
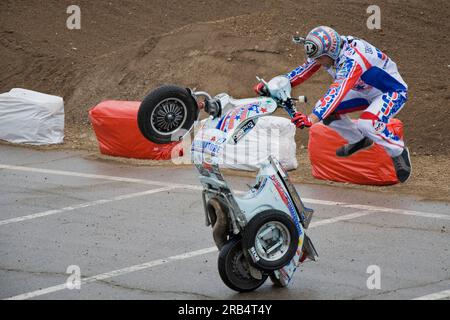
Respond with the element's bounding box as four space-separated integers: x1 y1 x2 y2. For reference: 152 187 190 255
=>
323 90 369 142
322 90 373 157
357 91 407 157
357 91 411 182
325 114 364 144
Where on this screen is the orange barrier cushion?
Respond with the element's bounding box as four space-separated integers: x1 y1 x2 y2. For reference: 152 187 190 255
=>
308 119 404 185
89 101 182 160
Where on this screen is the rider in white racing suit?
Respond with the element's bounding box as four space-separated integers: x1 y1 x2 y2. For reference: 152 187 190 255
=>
255 26 411 183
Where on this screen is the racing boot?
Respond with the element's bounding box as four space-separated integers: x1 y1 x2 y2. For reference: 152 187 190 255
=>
391 147 412 183
336 137 374 157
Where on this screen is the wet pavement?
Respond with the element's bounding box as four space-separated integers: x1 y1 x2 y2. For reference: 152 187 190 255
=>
0 144 449 300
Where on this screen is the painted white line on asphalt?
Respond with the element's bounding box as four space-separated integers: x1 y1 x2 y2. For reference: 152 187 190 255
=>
3 210 378 300
4 247 218 300
309 210 375 228
1 164 449 221
0 164 203 190
412 289 450 300
303 198 450 221
0 187 174 226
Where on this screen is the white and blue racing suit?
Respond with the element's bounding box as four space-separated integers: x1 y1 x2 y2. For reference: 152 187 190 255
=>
287 36 408 157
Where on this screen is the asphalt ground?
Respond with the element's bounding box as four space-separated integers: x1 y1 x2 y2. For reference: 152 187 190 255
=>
0 144 449 300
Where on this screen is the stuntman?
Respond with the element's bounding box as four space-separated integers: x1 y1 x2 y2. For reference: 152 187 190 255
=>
255 26 411 183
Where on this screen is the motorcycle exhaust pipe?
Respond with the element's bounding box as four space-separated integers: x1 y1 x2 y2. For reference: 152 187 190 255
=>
206 197 229 250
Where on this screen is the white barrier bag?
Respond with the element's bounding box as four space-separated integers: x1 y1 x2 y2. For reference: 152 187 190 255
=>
221 116 298 171
0 88 64 145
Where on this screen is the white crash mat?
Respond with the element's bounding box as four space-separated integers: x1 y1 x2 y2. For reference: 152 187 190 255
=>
0 88 64 145
221 116 298 171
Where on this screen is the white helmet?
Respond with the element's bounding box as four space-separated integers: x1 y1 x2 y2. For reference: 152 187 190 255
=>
303 26 342 60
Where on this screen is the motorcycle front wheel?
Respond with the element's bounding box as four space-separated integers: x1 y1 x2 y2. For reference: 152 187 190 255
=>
218 237 268 292
137 85 198 144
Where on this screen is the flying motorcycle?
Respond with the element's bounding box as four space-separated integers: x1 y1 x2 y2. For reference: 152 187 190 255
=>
137 75 318 292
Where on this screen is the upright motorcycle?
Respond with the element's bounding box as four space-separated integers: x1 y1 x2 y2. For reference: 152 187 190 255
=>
138 76 318 292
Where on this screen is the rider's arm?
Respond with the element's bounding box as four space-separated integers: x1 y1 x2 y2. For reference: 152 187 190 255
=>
310 58 363 121
287 59 321 87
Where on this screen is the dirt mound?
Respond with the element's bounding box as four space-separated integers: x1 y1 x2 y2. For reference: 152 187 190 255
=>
1 0 449 156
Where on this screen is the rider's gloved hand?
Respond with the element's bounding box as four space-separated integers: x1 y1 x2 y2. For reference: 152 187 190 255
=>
253 82 269 96
291 112 313 129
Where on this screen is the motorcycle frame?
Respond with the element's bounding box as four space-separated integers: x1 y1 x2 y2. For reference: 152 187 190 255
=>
191 76 317 286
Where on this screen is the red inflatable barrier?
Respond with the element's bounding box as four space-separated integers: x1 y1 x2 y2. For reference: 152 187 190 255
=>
308 119 404 185
89 101 183 160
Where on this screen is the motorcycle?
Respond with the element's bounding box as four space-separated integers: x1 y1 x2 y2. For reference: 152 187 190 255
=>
137 75 318 292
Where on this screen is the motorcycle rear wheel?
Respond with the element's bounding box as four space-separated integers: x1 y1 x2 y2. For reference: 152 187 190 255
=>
218 237 268 292
242 210 299 272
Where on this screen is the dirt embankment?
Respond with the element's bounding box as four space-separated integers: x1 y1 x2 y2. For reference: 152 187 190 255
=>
0 0 449 200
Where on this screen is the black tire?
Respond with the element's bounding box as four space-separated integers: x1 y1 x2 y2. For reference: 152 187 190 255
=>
242 210 299 272
137 85 198 144
218 237 268 292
